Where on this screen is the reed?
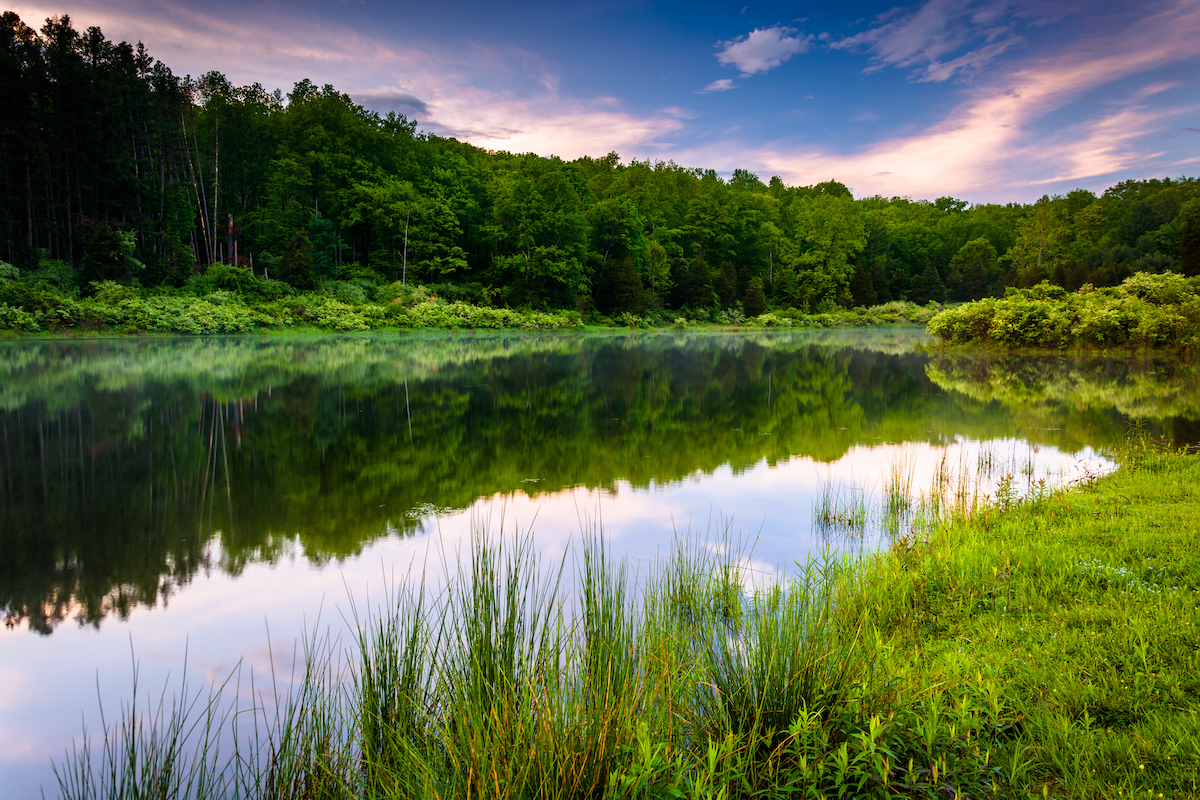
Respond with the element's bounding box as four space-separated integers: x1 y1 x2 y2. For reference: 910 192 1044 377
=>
812 477 869 537
56 444 1200 800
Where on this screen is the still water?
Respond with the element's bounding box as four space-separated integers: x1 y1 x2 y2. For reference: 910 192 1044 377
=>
2 329 1197 796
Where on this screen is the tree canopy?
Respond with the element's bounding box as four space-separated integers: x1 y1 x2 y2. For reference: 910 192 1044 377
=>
2 11 1197 319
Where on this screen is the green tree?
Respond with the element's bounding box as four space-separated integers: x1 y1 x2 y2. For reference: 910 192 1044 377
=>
743 276 766 317
278 229 317 289
909 259 945 305
683 253 713 312
1180 201 1200 277
81 228 144 287
785 194 866 310
611 255 645 315
947 238 998 300
715 260 737 308
645 239 672 309
1003 197 1068 288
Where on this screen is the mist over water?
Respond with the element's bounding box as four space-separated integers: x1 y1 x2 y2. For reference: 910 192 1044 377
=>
1 329 1196 796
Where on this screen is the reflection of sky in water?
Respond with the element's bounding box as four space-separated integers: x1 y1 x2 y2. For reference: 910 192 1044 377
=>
0 437 1111 797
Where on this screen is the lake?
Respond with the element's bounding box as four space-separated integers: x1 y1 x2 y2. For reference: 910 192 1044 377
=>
2 329 1197 797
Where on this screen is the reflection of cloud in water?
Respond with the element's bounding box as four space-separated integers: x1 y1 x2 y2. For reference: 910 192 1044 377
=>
405 436 1115 580
0 434 1112 798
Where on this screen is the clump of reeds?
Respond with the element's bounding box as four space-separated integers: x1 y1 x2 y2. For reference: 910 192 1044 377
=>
51 653 232 800
812 477 869 538
53 522 1033 799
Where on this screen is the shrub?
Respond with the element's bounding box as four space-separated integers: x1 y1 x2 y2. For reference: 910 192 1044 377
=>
925 300 997 343
1119 271 1198 305
192 263 266 299
305 299 371 331
0 301 39 331
928 273 1200 349
378 282 435 307
749 313 793 327
328 281 368 305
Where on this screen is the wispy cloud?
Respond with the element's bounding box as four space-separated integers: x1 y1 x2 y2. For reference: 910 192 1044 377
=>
685 0 1200 200
715 25 812 76
700 78 737 93
1131 81 1180 100
7 0 682 159
830 0 1022 82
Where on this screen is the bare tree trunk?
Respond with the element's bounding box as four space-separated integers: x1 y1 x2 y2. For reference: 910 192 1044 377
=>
185 109 211 265
211 113 219 264
402 212 409 285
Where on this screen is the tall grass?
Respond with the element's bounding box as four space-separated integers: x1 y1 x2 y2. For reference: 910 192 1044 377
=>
53 519 1034 799
812 477 869 538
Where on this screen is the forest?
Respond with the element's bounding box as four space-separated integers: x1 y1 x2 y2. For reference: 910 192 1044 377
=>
2 11 1200 332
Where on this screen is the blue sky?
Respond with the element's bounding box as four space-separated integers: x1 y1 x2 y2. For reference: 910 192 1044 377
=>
10 0 1199 202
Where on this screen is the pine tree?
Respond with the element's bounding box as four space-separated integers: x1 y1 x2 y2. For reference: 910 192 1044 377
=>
716 260 737 308
612 255 645 315
1181 204 1200 277
743 276 766 317
80 228 131 287
684 254 713 311
278 229 317 290
909 259 945 305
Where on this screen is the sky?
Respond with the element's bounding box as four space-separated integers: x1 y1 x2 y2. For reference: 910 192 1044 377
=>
7 0 1200 202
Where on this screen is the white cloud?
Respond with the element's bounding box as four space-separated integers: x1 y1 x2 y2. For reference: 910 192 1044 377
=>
679 0 1200 201
715 25 812 76
701 78 737 92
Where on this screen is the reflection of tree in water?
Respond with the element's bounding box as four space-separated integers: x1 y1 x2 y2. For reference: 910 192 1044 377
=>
924 352 1200 447
3 331 1172 633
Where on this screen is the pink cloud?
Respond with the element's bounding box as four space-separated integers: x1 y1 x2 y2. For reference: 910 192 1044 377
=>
6 0 681 159
683 0 1200 200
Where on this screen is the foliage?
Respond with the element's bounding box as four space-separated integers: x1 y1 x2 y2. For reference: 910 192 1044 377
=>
5 12 1196 325
927 273 1200 350
743 276 766 317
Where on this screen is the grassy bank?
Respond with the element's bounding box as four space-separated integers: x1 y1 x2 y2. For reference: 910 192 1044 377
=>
51 444 1200 799
927 272 1200 351
0 262 938 336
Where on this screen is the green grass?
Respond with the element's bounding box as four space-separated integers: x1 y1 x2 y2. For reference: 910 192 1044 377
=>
51 440 1200 799
863 437 1200 798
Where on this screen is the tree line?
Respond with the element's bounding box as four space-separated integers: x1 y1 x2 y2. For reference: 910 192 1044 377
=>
3 11 1199 321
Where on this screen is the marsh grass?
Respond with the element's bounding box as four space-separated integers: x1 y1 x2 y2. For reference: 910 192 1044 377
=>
812 477 869 537
53 441 1199 800
52 526 1029 799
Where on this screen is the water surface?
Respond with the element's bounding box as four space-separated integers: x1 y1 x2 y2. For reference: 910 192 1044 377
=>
2 329 1197 796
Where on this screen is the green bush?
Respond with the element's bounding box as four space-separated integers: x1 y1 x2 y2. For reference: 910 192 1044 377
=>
749 312 793 327
0 301 39 331
0 279 584 335
378 281 434 307
928 274 1200 349
303 298 371 331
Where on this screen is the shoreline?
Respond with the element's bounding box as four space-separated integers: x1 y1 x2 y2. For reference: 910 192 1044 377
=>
44 442 1200 799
